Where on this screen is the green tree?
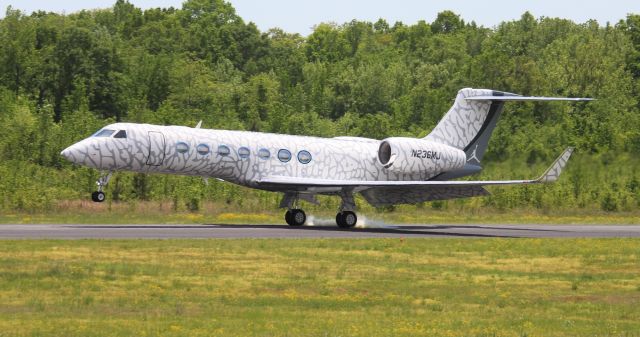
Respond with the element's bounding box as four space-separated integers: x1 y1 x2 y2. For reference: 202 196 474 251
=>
306 23 349 62
431 10 464 34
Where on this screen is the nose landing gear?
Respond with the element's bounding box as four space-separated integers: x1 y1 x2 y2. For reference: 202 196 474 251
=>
91 191 106 202
91 172 112 203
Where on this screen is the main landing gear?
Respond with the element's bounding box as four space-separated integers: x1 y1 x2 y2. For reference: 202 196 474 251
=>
285 209 306 226
279 191 359 228
91 172 112 203
282 208 357 228
335 190 357 228
280 193 309 226
336 211 357 228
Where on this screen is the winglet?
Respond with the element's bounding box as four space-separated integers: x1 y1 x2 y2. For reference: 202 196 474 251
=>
195 120 203 129
536 147 574 183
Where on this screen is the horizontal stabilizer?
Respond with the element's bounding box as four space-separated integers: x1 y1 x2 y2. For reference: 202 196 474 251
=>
466 96 593 102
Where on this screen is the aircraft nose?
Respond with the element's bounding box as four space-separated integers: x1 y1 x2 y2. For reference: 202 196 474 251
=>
60 148 71 160
60 143 82 164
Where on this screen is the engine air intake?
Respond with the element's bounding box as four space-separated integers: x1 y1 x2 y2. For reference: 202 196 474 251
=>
378 141 392 165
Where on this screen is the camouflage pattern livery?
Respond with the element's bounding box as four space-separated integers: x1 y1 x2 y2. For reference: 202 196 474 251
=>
377 137 466 178
61 123 467 189
61 88 585 212
536 147 574 183
424 88 494 149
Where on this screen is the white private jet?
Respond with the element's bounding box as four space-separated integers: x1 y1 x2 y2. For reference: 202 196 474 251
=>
61 88 591 227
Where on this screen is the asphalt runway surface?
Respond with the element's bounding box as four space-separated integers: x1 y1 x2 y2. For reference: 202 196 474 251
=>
1 223 640 239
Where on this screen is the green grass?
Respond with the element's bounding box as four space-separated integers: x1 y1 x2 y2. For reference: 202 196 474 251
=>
0 239 639 336
1 200 640 225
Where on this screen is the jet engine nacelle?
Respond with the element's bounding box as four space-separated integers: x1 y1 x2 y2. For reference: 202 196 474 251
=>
377 137 467 175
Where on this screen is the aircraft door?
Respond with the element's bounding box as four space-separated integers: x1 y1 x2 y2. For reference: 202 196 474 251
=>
146 131 166 166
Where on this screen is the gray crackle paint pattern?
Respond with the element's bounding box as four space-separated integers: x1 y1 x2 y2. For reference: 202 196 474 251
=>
380 137 466 176
537 147 574 183
68 124 464 185
425 88 494 149
62 88 566 208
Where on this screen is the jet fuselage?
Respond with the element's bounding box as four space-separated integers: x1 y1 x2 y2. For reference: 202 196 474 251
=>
61 123 466 191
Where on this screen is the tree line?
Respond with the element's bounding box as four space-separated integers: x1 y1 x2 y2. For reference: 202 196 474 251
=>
1 0 639 213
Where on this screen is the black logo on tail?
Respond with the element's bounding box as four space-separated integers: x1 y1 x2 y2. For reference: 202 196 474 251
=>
467 144 480 164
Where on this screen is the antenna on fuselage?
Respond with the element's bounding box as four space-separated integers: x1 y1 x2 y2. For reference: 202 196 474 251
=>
195 120 203 129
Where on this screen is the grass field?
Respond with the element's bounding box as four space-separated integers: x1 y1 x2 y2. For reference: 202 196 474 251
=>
1 200 640 225
0 239 639 336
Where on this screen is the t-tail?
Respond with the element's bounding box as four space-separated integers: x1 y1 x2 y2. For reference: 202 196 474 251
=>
425 88 592 180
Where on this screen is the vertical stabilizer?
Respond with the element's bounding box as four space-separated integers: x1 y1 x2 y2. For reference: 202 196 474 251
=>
425 88 592 166
424 88 508 165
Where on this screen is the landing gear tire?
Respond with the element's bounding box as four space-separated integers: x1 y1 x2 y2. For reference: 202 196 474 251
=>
336 211 357 228
285 210 293 225
285 209 306 226
91 191 105 203
91 171 111 203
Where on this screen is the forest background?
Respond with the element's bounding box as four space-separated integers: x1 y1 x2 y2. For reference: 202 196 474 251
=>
1 0 640 221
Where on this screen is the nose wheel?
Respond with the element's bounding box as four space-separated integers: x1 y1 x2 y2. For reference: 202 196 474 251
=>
91 191 106 202
285 209 306 226
336 211 357 228
91 172 112 203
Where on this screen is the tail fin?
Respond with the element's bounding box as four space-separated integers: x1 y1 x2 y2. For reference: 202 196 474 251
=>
424 88 593 165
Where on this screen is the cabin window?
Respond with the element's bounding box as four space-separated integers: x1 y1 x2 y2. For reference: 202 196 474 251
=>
94 129 115 137
218 145 230 156
196 144 210 155
176 142 189 154
238 147 250 159
297 150 312 164
278 149 291 162
113 130 127 139
258 148 270 160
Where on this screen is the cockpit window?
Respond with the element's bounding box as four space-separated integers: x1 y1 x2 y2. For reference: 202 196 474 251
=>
94 129 115 137
113 130 127 139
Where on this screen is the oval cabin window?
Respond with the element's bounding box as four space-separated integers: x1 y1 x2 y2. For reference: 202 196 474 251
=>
238 147 250 159
196 144 210 155
258 148 270 160
176 142 189 154
278 149 291 162
218 145 230 156
297 150 312 164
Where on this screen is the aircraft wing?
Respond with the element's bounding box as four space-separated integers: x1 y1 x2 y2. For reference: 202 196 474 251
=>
258 148 574 192
360 185 490 207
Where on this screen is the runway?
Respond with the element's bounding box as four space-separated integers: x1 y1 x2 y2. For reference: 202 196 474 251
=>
1 223 640 239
